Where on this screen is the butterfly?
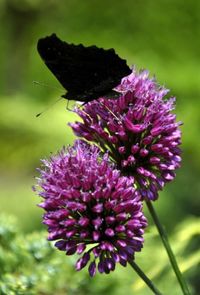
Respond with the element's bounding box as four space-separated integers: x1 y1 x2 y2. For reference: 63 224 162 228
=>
37 34 131 103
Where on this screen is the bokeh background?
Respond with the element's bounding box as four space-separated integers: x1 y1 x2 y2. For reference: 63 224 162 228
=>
0 0 199 294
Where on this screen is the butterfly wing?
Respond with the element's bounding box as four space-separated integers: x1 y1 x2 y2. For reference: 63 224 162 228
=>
37 34 131 102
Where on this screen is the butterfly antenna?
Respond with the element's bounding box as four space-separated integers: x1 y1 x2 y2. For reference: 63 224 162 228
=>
33 80 63 92
36 97 63 117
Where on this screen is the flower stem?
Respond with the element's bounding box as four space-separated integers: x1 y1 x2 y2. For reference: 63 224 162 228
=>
145 200 190 295
128 259 163 295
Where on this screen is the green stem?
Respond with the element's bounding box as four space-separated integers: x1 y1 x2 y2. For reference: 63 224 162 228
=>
128 260 163 295
145 200 190 295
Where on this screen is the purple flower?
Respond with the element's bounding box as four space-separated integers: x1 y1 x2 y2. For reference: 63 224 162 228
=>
35 140 147 276
70 68 182 200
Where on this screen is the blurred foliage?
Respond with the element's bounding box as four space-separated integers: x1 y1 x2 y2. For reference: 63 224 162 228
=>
0 214 198 294
0 0 199 294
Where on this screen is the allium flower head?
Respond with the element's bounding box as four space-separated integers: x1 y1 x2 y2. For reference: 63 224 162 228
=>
70 69 182 200
35 140 147 276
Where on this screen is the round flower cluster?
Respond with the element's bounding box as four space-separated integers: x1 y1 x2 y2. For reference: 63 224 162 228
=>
70 69 182 200
35 140 147 276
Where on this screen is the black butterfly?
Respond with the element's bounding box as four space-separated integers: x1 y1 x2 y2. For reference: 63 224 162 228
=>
37 34 131 103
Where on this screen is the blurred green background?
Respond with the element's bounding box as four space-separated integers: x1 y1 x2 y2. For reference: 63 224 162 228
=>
0 0 199 294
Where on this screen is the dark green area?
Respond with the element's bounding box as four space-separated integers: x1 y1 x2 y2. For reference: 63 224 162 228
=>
0 0 199 294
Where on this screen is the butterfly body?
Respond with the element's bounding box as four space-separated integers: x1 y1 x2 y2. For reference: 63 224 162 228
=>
37 34 131 103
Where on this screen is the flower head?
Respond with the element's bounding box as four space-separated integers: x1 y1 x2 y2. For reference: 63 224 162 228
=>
35 140 147 276
70 69 182 200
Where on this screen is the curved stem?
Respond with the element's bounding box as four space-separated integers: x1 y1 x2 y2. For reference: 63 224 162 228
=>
128 259 163 295
145 200 190 295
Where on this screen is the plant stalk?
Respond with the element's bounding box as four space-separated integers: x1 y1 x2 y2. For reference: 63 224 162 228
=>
128 259 163 295
145 200 190 295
